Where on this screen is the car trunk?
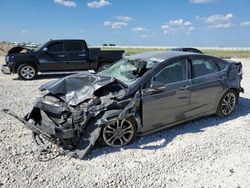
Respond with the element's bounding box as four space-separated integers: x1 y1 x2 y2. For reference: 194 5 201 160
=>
226 59 243 80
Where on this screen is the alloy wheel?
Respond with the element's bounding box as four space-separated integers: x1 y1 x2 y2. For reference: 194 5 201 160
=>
20 66 36 79
221 92 236 116
103 119 134 147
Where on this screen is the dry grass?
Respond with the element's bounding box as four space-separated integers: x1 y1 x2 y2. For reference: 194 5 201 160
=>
102 47 250 58
0 41 15 56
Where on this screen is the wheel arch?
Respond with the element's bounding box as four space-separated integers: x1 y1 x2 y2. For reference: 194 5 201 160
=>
97 56 114 65
15 62 38 73
216 88 238 117
218 88 239 105
97 109 138 130
229 88 240 103
96 109 138 146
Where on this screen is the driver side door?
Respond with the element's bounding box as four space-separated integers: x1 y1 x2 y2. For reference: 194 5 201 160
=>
141 58 192 133
39 42 68 71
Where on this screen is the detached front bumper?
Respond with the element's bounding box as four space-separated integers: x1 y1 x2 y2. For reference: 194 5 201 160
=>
2 109 60 137
2 107 102 159
1 65 11 74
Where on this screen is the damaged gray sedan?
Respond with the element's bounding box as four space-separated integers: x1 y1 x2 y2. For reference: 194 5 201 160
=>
4 51 243 159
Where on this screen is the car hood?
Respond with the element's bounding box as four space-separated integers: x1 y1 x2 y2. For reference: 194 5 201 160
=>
8 46 34 54
39 72 125 106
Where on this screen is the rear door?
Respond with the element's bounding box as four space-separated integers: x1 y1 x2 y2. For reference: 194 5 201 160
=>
141 58 192 132
39 41 68 71
188 56 226 116
65 41 89 70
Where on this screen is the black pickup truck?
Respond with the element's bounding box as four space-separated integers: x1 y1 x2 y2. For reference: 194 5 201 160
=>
1 39 124 80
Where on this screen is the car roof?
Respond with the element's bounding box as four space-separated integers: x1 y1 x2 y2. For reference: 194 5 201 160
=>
127 51 201 62
48 39 86 43
171 47 198 50
171 47 203 53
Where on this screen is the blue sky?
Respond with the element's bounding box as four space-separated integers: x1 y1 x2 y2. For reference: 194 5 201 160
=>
0 0 250 47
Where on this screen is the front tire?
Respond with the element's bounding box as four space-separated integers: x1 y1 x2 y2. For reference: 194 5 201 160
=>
99 117 136 147
216 89 237 117
17 64 37 80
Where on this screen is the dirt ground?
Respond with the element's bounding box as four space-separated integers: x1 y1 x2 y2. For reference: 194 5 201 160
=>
0 56 4 64
0 58 249 188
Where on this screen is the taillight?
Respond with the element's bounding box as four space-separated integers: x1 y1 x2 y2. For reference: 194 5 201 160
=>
238 64 243 76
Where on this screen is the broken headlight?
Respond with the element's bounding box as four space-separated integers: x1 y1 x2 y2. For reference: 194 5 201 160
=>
5 55 9 62
41 90 49 96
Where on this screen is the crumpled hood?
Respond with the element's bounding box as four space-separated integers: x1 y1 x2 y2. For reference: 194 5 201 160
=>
39 72 121 106
8 46 34 54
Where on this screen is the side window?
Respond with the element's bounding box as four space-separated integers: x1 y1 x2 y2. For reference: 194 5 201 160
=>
47 42 64 52
154 59 188 85
191 58 219 78
214 59 227 70
65 41 84 52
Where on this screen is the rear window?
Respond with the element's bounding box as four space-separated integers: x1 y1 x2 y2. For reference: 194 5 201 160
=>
65 41 84 52
191 58 219 78
214 59 227 70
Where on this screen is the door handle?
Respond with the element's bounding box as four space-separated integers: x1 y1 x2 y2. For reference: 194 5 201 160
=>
79 54 86 57
218 76 226 81
179 85 191 90
58 54 65 58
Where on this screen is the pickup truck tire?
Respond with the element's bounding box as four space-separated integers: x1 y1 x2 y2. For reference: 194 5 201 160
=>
98 63 112 72
17 64 38 80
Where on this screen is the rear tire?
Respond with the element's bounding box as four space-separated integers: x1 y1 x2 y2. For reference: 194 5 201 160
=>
98 63 112 72
17 64 37 80
216 89 237 117
98 117 137 147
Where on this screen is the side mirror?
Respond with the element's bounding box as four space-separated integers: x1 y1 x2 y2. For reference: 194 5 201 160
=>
42 47 48 53
143 80 165 95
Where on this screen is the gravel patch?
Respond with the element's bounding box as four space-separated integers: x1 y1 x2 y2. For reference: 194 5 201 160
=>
0 58 250 188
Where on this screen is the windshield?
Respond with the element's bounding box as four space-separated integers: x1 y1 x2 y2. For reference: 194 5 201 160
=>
35 42 46 51
98 58 159 85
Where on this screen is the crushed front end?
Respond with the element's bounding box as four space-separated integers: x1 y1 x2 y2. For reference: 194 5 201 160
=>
3 72 141 159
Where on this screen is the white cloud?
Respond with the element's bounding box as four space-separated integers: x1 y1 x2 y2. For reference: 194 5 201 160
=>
198 13 234 29
104 16 132 29
187 26 195 32
195 16 202 20
208 23 233 29
140 35 148 38
54 0 76 7
21 30 28 34
205 14 233 24
115 16 133 22
104 21 127 29
140 33 156 39
190 0 214 3
161 19 194 34
240 21 250 27
131 27 150 33
169 19 192 26
80 29 85 32
87 0 111 8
